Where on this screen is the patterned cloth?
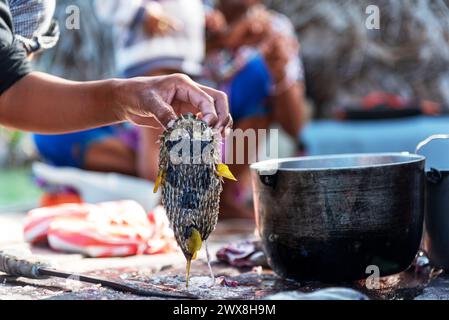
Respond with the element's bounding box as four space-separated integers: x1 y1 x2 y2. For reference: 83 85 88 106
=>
24 202 176 257
9 0 59 53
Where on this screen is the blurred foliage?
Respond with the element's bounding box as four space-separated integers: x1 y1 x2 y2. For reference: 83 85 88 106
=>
0 128 36 168
0 168 42 210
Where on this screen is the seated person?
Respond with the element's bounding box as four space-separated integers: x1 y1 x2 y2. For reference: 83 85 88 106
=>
203 0 307 218
0 0 229 143
33 0 306 221
34 0 208 179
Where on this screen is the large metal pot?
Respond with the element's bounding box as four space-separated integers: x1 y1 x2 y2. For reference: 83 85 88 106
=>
250 153 425 282
417 135 449 271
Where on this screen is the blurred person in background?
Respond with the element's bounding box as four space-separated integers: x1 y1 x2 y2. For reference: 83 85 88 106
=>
34 0 251 217
0 0 230 175
33 0 213 180
1 0 229 131
204 0 307 218
31 0 306 220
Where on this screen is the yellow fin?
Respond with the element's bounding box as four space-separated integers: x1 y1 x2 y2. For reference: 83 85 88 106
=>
187 228 202 256
216 163 237 181
153 170 165 193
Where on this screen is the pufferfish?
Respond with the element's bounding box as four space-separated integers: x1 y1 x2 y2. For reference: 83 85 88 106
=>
153 113 236 287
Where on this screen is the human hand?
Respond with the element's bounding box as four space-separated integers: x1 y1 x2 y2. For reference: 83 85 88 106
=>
205 9 227 34
143 1 181 36
260 33 299 82
113 74 232 133
223 6 271 49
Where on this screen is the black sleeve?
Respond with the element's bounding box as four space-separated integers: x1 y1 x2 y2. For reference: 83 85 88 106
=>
0 0 31 95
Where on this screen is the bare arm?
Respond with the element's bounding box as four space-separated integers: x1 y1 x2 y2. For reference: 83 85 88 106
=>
262 31 306 138
271 82 306 138
0 72 232 134
0 72 121 133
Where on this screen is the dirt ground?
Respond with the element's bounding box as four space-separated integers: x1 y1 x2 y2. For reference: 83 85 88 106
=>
0 212 448 300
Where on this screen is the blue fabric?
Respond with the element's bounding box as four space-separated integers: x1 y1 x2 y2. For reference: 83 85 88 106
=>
228 54 272 122
33 126 116 168
301 116 449 170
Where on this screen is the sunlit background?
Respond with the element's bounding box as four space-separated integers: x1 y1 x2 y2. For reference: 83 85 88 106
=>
3 0 449 211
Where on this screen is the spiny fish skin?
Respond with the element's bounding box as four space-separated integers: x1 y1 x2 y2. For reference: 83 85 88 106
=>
158 114 223 260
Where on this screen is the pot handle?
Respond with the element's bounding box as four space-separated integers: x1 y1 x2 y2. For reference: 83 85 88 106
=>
416 134 449 184
415 134 449 155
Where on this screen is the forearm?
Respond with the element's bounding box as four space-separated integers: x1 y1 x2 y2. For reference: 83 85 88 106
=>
271 82 306 138
0 72 232 133
0 72 122 133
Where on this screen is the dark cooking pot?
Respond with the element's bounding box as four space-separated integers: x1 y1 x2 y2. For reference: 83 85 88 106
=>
251 153 425 282
417 135 449 271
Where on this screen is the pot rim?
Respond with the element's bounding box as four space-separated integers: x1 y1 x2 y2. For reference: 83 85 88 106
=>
250 152 425 172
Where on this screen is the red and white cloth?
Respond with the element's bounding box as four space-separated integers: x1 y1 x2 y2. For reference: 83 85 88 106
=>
24 201 176 257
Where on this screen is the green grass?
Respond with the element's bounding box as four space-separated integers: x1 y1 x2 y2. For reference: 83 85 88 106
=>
0 168 42 211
